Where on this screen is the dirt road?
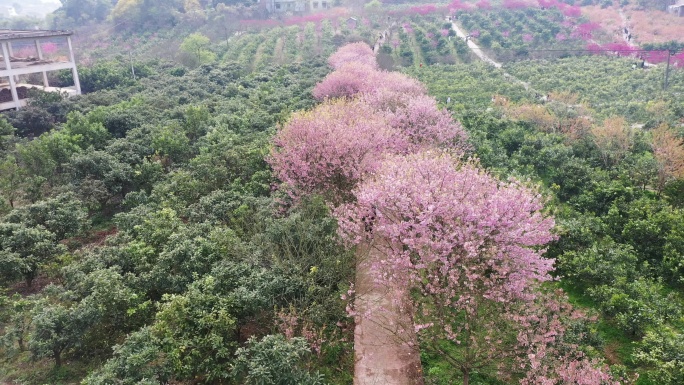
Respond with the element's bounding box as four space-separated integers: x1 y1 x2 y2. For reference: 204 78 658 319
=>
353 240 423 385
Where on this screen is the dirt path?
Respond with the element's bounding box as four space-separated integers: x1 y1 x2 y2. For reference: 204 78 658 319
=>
618 8 635 47
448 18 542 95
353 240 423 385
450 21 502 68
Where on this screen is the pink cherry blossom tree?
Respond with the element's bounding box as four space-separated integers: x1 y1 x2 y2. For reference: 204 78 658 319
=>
313 64 426 101
362 92 469 153
312 62 379 100
335 151 615 385
268 99 409 204
327 42 377 69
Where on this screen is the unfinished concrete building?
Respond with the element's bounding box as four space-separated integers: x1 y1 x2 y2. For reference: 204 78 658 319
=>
0 29 81 111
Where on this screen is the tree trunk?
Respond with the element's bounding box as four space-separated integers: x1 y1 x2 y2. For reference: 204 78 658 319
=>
463 370 470 385
54 349 62 368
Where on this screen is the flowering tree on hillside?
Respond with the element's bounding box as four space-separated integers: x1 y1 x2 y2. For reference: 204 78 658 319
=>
313 63 426 101
312 63 379 100
328 42 377 69
335 151 616 385
268 99 407 204
362 92 469 152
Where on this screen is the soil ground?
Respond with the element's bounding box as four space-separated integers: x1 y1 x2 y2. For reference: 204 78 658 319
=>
353 240 424 385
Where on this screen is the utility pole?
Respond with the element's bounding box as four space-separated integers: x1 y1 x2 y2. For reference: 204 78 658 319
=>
663 49 671 90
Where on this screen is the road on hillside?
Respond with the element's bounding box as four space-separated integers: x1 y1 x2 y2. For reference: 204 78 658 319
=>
450 21 502 68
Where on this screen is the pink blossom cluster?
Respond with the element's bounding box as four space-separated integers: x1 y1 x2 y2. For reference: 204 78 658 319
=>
335 151 556 297
517 295 622 385
586 42 642 58
285 13 327 25
271 43 467 202
561 5 581 17
476 0 492 9
41 42 59 55
537 0 556 8
335 152 617 383
312 63 379 99
327 42 377 69
448 0 472 11
503 0 528 9
406 4 441 15
571 22 601 40
643 50 670 64
269 99 401 203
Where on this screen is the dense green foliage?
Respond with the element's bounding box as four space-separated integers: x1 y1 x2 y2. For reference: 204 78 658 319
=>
0 57 357 384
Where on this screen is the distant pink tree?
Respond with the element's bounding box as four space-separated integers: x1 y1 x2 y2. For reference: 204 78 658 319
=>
573 22 600 40
644 50 669 64
562 5 581 17
604 42 637 56
313 62 425 101
268 99 408 203
523 33 534 43
336 151 616 385
476 0 492 9
327 42 377 69
517 295 621 385
448 0 470 11
555 33 566 41
503 0 528 9
407 4 439 15
41 42 59 56
586 42 603 55
561 20 575 28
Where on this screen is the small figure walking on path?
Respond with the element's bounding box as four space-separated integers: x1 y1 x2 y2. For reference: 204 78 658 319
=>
447 96 451 104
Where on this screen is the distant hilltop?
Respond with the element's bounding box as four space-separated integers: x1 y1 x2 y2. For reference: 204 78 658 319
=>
0 0 61 18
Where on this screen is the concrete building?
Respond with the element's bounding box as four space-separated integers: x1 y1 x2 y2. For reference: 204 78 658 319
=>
0 29 81 111
668 0 684 16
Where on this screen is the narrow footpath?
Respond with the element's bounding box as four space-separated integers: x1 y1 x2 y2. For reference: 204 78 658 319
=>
450 21 502 68
449 19 539 93
353 240 423 385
